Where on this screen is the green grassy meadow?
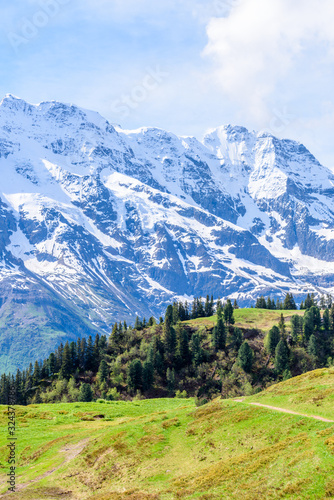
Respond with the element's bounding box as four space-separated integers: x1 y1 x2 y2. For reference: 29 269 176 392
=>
0 368 334 499
246 366 334 420
185 308 305 334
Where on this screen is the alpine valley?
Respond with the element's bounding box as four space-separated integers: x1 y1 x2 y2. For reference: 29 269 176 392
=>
1 94 334 372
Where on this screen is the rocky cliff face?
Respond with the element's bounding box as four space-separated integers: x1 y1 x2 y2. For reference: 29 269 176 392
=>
0 94 333 371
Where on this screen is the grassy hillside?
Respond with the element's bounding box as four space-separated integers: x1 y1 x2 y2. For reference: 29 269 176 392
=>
186 308 304 334
1 368 334 499
245 366 334 420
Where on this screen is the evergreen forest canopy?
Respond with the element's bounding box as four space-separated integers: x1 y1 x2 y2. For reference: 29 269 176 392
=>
1 293 334 406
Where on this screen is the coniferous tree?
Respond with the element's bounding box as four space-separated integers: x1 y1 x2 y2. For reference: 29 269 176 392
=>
79 383 93 402
172 302 179 324
97 360 108 383
134 316 142 330
309 306 321 331
232 327 243 350
191 298 198 319
48 353 56 376
197 297 205 318
32 361 40 386
142 360 154 391
216 298 223 318
291 315 302 343
256 296 267 309
274 339 290 374
127 360 142 391
184 301 190 320
305 293 314 309
166 368 176 394
79 338 86 371
237 341 254 373
224 299 235 325
190 333 204 366
212 317 226 351
175 323 190 367
307 334 318 362
85 336 94 371
163 305 176 362
278 313 286 336
323 308 330 331
265 325 281 356
59 342 72 380
147 316 156 327
283 293 297 310
303 310 314 344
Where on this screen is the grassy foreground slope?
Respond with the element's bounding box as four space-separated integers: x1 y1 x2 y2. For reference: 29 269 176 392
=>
0 370 334 499
245 366 334 420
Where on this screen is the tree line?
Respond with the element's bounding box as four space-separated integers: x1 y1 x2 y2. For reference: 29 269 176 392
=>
0 293 333 406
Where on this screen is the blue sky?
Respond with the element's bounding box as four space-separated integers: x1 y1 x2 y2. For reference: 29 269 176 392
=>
1 0 334 167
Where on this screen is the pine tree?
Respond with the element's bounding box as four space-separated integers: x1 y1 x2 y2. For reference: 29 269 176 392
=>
134 316 142 330
79 338 86 371
32 361 40 386
97 360 108 383
237 341 254 373
148 316 156 327
166 368 176 394
283 293 297 310
163 306 176 362
191 298 197 319
323 308 330 331
256 296 267 309
190 333 204 366
231 327 243 350
127 360 143 391
142 360 154 391
205 295 211 317
172 302 179 324
303 310 314 344
305 293 313 309
309 306 321 331
197 297 205 318
212 317 226 351
59 342 72 380
216 298 223 318
79 383 93 402
265 325 281 356
175 323 190 367
307 334 318 362
274 339 290 374
85 336 94 371
278 313 286 336
290 315 302 343
184 301 190 320
224 299 235 325
48 353 56 376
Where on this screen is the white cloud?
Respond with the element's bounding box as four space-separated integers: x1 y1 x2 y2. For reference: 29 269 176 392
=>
203 0 334 128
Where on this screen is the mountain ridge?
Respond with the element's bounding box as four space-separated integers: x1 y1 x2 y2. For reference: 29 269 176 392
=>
0 94 333 371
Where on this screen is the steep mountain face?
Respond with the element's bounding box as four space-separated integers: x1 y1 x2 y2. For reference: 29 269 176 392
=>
0 94 333 372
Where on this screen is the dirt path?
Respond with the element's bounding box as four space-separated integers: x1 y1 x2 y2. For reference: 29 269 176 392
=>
4 437 90 495
234 399 334 422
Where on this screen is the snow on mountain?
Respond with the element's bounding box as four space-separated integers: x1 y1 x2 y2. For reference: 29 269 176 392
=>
0 94 333 371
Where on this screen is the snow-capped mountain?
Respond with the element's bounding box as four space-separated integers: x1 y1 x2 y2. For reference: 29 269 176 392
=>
0 94 333 372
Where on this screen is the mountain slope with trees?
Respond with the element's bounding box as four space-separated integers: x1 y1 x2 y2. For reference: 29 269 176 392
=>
1 294 333 406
